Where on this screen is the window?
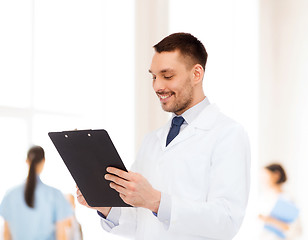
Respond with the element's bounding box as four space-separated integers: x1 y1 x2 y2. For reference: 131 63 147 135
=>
0 1 134 239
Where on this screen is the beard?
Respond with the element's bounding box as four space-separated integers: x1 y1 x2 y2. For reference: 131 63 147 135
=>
160 79 194 114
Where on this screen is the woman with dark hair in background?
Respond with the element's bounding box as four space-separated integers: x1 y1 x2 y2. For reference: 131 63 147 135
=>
258 163 302 240
0 146 73 240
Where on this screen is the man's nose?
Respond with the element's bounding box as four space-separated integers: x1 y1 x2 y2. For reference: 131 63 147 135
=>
153 76 165 92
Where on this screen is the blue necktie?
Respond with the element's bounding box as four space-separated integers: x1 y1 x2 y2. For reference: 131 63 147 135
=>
166 116 185 146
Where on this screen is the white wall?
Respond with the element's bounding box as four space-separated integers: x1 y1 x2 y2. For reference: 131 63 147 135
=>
134 0 170 151
259 0 308 238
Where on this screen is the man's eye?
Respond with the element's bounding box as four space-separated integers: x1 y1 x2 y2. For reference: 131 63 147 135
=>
164 75 173 80
152 76 156 80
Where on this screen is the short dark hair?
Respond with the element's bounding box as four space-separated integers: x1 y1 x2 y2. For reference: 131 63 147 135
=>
265 163 287 185
153 32 208 70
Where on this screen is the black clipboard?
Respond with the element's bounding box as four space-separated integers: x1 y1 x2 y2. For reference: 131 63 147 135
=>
48 129 130 207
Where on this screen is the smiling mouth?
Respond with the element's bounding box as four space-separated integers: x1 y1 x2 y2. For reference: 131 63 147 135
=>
157 92 174 101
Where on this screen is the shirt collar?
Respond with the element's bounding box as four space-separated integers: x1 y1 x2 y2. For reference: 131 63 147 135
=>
156 99 219 146
172 97 210 124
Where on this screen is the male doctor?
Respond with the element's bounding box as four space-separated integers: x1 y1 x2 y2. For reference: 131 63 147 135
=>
77 32 250 240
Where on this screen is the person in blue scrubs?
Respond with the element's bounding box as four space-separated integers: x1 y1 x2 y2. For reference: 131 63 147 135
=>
258 163 302 239
0 146 73 240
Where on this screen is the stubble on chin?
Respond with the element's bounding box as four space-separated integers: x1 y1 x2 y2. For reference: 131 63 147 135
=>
161 96 192 114
160 103 172 113
174 98 192 114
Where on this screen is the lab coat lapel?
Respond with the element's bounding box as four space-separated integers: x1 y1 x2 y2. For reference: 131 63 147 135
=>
156 119 171 151
156 103 220 150
156 124 196 150
190 104 220 130
165 125 196 148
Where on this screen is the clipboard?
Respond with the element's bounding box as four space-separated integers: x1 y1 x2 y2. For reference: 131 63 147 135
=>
48 129 130 207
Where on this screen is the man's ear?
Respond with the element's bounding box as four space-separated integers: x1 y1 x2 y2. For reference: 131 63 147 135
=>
192 64 204 85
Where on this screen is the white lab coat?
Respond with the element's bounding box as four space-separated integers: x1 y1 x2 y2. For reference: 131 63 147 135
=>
104 104 251 240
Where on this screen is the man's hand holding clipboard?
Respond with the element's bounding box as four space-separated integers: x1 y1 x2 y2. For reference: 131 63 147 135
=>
76 166 161 217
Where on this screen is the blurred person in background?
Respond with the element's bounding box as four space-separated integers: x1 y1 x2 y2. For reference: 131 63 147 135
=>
65 194 83 240
258 163 302 239
0 146 73 240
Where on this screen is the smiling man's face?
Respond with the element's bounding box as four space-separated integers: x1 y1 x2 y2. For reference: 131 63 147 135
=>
149 50 197 115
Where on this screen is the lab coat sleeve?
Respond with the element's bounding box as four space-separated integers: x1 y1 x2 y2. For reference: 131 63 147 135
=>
168 123 251 239
99 207 121 231
157 192 172 229
102 207 138 238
